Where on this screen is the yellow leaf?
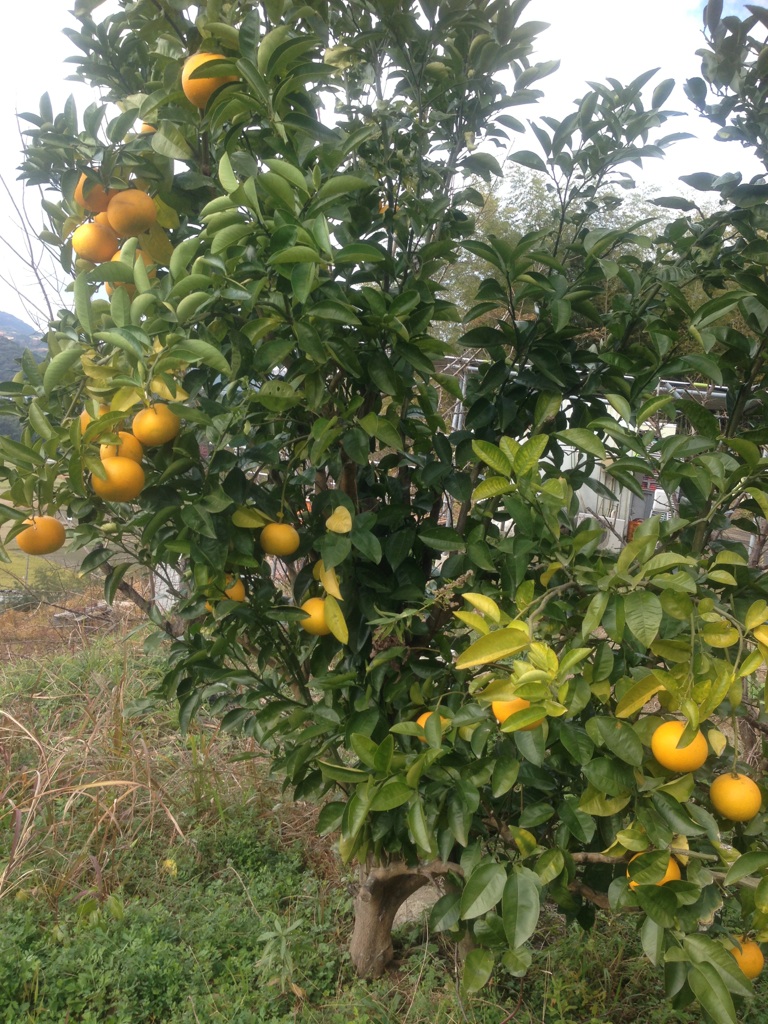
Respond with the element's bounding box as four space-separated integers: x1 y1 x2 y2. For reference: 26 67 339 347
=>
615 674 666 718
738 649 764 678
752 624 768 646
462 593 501 621
151 379 189 401
540 561 563 587
453 610 490 634
326 507 353 533
232 506 271 528
315 560 343 600
109 386 144 411
701 622 740 648
324 594 348 644
138 222 174 265
707 727 727 756
455 622 530 671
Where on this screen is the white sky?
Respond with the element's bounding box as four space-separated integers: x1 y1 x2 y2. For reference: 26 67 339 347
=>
0 0 762 330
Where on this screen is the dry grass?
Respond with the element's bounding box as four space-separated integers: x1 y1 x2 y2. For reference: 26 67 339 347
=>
0 626 275 910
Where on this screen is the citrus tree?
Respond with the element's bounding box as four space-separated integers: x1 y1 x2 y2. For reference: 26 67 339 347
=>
3 0 768 1019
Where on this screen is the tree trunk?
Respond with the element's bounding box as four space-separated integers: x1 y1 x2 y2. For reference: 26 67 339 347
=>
349 863 433 977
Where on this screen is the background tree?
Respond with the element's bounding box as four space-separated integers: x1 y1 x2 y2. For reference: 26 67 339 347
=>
2 2 768 1021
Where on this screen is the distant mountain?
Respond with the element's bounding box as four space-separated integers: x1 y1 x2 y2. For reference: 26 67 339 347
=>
0 311 45 381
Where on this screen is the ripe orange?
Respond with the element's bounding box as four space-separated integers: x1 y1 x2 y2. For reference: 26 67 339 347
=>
416 710 450 742
91 457 145 501
260 523 300 557
627 853 681 890
650 720 709 772
205 575 246 611
710 773 763 822
106 190 157 237
181 52 237 108
74 172 116 213
729 937 764 979
71 222 119 263
140 122 156 134
15 515 66 555
80 403 110 433
492 697 544 731
132 404 181 446
299 597 331 635
100 431 144 463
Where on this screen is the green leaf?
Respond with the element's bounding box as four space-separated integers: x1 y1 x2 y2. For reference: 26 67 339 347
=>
502 867 540 947
462 949 494 993
418 525 465 552
556 428 606 459
624 591 663 647
472 477 515 502
725 852 768 885
430 892 461 932
74 272 93 338
168 339 231 376
587 717 644 766
152 124 193 160
687 964 738 1024
316 174 371 200
43 348 82 396
370 779 413 811
460 862 507 920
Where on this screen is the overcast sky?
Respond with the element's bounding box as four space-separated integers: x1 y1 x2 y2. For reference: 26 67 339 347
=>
0 0 761 329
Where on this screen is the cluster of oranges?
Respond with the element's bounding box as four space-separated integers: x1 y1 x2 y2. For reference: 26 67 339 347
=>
204 521 333 636
71 176 158 270
14 402 181 557
413 708 764 976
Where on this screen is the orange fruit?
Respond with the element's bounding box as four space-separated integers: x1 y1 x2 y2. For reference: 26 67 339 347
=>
729 937 764 979
15 515 66 555
299 597 331 635
99 431 144 463
205 575 246 611
627 853 681 890
650 720 709 772
106 190 157 237
416 710 450 742
74 172 117 213
260 523 300 557
71 222 119 263
492 697 544 731
91 457 145 501
132 404 181 446
140 122 156 134
181 52 237 108
80 403 110 433
105 249 156 297
710 773 763 822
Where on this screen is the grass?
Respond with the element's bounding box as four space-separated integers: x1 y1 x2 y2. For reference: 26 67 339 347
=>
0 627 766 1023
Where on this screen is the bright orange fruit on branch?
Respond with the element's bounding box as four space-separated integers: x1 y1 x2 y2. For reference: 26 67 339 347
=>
80 403 110 433
492 697 544 731
181 52 237 108
91 457 145 501
132 404 181 446
100 431 144 463
627 853 681 890
106 189 157 237
71 222 119 263
299 597 331 635
729 937 765 979
709 773 763 822
74 172 116 213
260 522 300 557
650 720 709 772
15 515 66 555
416 710 450 742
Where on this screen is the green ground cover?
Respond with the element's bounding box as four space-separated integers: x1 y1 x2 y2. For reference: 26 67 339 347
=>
0 634 763 1023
